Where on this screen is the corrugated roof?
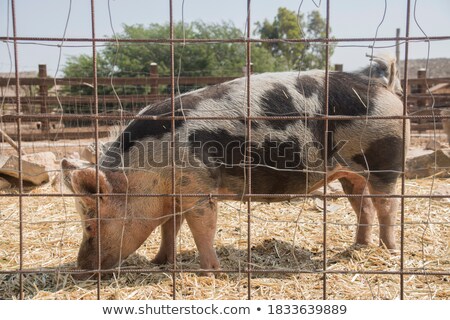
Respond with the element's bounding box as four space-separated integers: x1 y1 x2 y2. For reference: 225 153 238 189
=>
400 58 450 78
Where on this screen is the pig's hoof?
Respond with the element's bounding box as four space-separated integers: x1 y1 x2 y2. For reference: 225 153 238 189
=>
379 240 397 252
72 271 115 281
200 272 215 277
72 271 96 281
150 257 166 265
198 260 220 277
387 248 400 255
151 254 173 266
199 269 220 277
355 239 372 246
353 242 371 249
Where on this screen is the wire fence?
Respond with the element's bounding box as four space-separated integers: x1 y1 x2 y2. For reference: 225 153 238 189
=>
0 0 450 300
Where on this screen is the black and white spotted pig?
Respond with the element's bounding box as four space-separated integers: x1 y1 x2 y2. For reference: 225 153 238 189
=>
63 55 409 274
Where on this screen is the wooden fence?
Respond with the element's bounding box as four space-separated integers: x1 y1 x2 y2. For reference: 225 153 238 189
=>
1 64 449 141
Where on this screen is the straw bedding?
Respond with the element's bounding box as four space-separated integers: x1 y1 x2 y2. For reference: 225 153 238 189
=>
1 177 448 300
0 140 449 300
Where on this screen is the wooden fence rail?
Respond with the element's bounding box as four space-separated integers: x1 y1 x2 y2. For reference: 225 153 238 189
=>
1 64 449 141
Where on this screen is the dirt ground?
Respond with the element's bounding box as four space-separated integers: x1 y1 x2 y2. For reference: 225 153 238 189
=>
0 132 449 300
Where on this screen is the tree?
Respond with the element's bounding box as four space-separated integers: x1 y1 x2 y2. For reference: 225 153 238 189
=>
61 21 284 120
60 14 332 123
64 21 280 80
302 10 332 69
62 9 333 103
255 7 333 70
64 10 332 81
62 54 110 95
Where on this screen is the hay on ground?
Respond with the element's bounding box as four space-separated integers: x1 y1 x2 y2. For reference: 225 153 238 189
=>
1 176 449 300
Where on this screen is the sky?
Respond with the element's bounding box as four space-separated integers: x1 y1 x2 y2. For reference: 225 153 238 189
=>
0 0 449 76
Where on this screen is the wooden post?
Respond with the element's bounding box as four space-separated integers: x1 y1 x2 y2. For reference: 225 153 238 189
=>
0 127 26 155
417 68 427 105
38 64 49 131
417 68 427 133
334 64 343 72
150 63 159 97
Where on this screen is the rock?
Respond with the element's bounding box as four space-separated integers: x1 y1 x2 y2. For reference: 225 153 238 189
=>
425 139 443 151
67 152 80 160
81 142 106 163
0 154 49 185
81 144 96 163
328 180 344 194
314 198 343 213
309 180 344 197
406 148 450 178
0 176 11 190
81 141 112 163
407 148 434 159
22 152 57 171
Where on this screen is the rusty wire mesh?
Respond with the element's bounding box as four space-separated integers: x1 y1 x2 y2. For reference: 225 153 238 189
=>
0 0 449 300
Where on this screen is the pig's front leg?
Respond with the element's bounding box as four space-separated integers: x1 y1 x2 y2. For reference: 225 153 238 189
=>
369 183 399 251
185 201 220 272
151 214 184 265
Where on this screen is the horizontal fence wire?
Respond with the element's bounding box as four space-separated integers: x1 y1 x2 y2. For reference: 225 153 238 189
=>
2 114 450 121
1 0 449 300
1 268 449 276
1 35 450 43
1 193 449 199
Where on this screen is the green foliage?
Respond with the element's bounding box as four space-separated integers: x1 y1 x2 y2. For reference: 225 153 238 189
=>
62 54 110 95
63 10 332 81
255 7 333 70
64 21 279 81
62 9 332 107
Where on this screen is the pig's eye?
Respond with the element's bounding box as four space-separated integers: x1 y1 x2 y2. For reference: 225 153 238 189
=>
86 225 92 232
85 210 95 218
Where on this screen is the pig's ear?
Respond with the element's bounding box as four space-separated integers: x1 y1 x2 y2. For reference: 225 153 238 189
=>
70 168 113 197
61 159 80 193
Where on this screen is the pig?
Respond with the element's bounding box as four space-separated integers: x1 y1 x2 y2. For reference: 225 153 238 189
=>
62 54 409 275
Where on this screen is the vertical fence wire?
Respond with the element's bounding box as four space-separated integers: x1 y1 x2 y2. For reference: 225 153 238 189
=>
400 0 412 300
245 0 253 300
10 0 24 300
321 0 331 300
169 0 177 300
2 0 449 300
89 0 101 300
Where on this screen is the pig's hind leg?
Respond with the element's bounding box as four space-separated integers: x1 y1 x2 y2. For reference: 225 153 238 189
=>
339 174 376 246
368 182 399 250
